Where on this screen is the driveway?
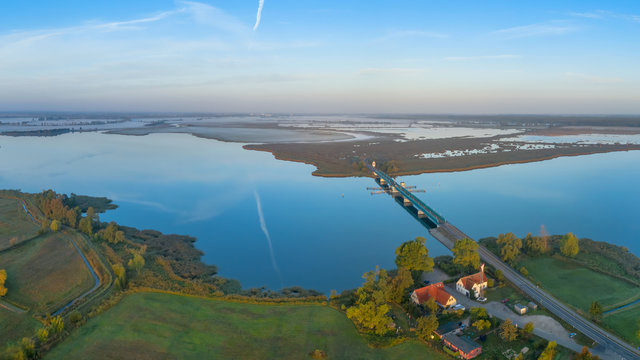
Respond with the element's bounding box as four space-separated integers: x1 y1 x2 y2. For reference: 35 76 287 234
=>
445 284 584 354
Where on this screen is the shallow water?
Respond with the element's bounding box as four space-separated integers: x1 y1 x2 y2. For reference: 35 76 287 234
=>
0 132 638 293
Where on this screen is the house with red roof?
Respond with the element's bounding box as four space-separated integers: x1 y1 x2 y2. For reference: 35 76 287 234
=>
456 264 488 298
410 282 457 308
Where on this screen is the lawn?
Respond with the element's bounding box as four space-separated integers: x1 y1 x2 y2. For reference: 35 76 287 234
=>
0 230 94 314
0 309 40 350
476 330 573 360
0 197 39 251
602 304 640 347
47 292 448 360
520 256 640 312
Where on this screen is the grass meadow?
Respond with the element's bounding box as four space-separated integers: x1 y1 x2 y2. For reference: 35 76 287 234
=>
0 197 39 251
48 292 448 360
519 256 640 312
0 230 94 314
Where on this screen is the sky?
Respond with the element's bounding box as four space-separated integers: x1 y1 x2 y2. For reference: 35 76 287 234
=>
1 1 639 114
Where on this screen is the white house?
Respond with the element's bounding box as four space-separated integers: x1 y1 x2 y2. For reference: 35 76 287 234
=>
456 264 488 298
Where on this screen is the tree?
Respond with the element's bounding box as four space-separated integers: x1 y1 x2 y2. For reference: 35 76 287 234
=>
416 314 439 340
389 267 413 303
561 232 580 257
20 338 35 359
86 207 96 224
575 346 601 360
524 233 547 255
78 217 92 236
497 233 522 264
452 238 480 270
495 269 504 282
395 237 434 272
37 327 49 343
522 322 534 339
470 307 489 322
49 315 64 334
346 268 394 335
538 341 557 360
499 318 518 342
423 297 439 315
128 253 145 274
589 301 603 318
519 266 528 277
50 219 61 232
114 230 125 244
473 319 491 331
0 269 7 297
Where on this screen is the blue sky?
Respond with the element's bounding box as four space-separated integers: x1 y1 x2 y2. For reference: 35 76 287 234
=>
1 1 639 113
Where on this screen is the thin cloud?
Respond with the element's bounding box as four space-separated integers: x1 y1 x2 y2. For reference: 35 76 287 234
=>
491 23 578 39
445 54 521 61
569 10 640 23
253 0 265 31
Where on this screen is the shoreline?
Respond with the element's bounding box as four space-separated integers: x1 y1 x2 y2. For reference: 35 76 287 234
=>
244 145 640 178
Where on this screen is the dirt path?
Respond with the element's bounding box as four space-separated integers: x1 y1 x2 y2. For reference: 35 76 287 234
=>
51 235 101 316
0 299 26 314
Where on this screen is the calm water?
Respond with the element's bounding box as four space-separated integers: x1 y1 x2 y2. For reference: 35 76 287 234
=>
1 132 638 293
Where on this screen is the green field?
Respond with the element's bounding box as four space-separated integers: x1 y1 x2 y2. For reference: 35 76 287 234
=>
0 197 39 251
0 230 94 314
0 308 40 350
520 256 640 312
603 304 640 347
48 292 448 360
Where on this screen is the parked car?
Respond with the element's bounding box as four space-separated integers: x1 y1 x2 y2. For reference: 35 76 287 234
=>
423 280 431 285
501 298 509 304
477 297 487 303
453 304 465 311
569 333 577 338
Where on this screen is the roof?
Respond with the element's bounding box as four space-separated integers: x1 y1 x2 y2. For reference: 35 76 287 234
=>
514 303 527 310
443 334 482 354
413 282 454 306
458 270 487 291
435 322 460 335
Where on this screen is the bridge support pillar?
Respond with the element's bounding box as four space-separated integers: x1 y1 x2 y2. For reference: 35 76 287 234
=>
380 178 386 185
417 210 426 218
403 197 411 206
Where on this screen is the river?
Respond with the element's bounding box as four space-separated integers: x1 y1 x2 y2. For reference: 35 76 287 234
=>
0 132 638 293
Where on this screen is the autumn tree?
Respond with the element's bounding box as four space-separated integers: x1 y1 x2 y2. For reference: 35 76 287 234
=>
346 268 394 335
519 266 528 277
561 232 580 257
416 314 439 340
112 263 127 290
128 253 145 274
389 267 413 303
78 217 92 236
575 346 601 360
473 319 491 331
589 301 603 319
499 318 518 342
521 322 534 339
524 233 547 255
497 233 522 264
423 297 439 314
395 237 434 273
50 219 61 232
49 316 64 334
37 327 49 343
538 341 557 360
452 238 480 270
0 269 7 297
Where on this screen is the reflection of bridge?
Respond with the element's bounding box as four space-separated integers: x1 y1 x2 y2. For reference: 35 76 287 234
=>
368 163 640 360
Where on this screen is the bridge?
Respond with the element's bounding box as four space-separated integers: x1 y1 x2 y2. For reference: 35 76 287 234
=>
369 162 640 360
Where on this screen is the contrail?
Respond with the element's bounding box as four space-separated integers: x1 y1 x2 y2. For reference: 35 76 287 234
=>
254 190 282 286
253 0 264 31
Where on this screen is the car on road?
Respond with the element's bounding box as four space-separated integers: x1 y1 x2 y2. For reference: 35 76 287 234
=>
477 297 487 303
